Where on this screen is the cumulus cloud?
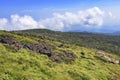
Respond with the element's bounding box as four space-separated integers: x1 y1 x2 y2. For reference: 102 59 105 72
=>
0 7 106 31
108 12 113 17
39 7 104 30
11 14 45 30
0 18 8 30
107 12 116 19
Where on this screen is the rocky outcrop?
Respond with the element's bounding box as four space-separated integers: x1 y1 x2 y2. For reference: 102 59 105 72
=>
0 35 54 56
0 35 77 63
58 44 64 47
97 51 120 64
0 35 15 45
50 51 77 63
0 35 24 50
23 43 53 57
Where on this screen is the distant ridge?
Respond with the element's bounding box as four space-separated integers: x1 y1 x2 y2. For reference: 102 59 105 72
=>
14 29 120 56
113 31 120 35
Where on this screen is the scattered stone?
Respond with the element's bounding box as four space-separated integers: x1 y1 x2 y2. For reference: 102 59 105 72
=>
81 52 85 55
97 51 120 64
58 44 64 47
50 51 77 63
13 42 23 50
0 35 77 63
50 55 63 63
23 42 53 57
0 35 15 45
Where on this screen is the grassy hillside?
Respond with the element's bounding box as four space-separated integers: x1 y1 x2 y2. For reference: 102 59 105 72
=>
0 30 120 80
15 29 120 56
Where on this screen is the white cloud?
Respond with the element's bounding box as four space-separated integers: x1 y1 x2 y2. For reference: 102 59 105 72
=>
108 12 113 17
0 18 8 30
107 12 115 19
84 7 104 26
0 7 107 31
39 16 64 30
103 11 118 26
11 14 45 30
39 7 104 30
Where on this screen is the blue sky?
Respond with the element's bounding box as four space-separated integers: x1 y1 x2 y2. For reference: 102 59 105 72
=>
0 0 120 32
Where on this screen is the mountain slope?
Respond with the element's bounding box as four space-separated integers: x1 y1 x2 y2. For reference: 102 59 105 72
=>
15 29 120 56
0 30 120 80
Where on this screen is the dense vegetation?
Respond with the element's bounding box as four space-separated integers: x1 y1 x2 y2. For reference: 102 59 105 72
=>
16 29 120 56
0 30 120 80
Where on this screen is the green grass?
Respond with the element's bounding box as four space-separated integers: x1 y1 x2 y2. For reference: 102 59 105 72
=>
0 31 38 44
0 31 120 80
0 43 120 80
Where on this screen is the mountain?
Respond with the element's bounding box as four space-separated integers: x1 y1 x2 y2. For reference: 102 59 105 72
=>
15 29 120 56
0 30 120 80
68 27 117 33
113 31 120 35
